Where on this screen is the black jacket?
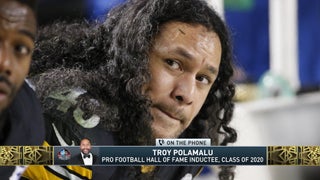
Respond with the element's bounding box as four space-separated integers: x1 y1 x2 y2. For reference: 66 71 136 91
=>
0 82 45 179
70 153 99 165
35 87 202 179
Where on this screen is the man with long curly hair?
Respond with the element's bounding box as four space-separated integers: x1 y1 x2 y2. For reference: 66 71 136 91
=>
23 0 237 179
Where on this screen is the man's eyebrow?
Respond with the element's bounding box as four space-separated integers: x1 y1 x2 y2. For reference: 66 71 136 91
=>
19 30 35 41
174 47 218 75
175 47 194 60
206 64 218 75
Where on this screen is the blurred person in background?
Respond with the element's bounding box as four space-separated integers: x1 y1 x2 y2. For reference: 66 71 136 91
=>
0 0 44 178
23 0 237 179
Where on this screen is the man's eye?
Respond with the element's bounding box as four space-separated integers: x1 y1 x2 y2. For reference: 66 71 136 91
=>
165 59 180 70
196 75 211 85
15 44 31 57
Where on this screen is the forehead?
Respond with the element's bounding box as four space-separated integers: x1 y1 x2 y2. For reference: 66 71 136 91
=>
152 21 222 66
158 21 214 38
154 21 220 50
0 0 36 37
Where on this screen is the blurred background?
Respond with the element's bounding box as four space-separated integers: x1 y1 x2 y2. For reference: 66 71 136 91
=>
36 0 320 179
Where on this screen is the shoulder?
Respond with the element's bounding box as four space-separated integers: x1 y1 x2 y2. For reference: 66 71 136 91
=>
93 153 99 159
41 87 117 146
11 82 41 110
6 82 45 145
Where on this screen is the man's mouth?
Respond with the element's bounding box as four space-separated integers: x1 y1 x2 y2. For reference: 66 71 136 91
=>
82 149 90 153
153 104 185 122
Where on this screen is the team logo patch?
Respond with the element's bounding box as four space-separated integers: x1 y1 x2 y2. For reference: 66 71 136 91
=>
57 148 71 160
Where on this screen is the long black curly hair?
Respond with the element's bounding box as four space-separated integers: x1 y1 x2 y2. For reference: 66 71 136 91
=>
101 0 237 179
97 0 237 178
97 0 237 146
29 0 237 179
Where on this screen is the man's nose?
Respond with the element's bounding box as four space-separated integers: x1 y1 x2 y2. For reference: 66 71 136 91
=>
171 75 195 105
0 44 13 76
